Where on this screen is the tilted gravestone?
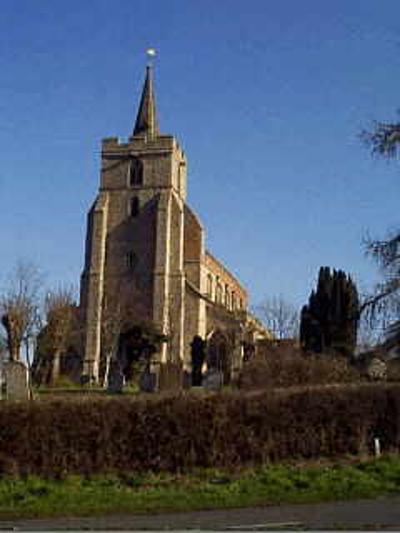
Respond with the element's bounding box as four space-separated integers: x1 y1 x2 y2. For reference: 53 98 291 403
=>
107 357 124 394
203 369 224 390
139 369 157 393
367 357 387 381
4 361 29 401
139 360 160 393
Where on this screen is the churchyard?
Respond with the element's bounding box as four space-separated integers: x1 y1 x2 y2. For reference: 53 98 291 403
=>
0 258 399 520
1 4 399 519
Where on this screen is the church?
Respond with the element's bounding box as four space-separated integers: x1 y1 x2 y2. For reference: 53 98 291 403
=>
79 64 268 384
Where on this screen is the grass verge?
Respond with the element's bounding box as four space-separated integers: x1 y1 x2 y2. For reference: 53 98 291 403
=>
0 455 399 519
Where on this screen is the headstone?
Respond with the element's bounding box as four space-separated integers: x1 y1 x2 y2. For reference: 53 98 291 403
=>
107 358 124 393
4 361 29 401
203 370 223 390
139 369 157 393
182 370 192 389
367 357 387 381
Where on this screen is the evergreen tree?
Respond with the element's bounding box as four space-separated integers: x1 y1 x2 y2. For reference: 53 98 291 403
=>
300 267 359 357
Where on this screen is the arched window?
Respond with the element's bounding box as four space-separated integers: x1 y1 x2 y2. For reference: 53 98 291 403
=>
225 285 230 309
216 282 223 304
207 274 213 298
231 291 236 311
129 158 143 186
130 196 139 217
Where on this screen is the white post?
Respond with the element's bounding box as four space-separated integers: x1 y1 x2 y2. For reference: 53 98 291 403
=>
374 437 381 457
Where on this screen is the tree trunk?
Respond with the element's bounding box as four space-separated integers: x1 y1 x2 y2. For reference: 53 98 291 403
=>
103 351 113 388
51 349 62 384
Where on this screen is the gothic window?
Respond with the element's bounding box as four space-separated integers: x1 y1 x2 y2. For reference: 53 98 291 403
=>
216 282 223 304
231 291 236 311
126 251 136 270
207 274 213 298
130 196 140 217
225 285 230 309
129 158 143 186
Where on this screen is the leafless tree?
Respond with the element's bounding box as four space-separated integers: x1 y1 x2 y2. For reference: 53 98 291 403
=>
356 311 382 353
0 261 42 363
257 295 299 340
361 116 400 343
362 117 400 158
361 235 400 331
0 336 6 358
101 294 126 387
0 334 6 385
44 286 76 383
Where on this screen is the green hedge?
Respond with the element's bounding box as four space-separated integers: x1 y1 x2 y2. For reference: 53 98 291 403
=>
0 384 399 477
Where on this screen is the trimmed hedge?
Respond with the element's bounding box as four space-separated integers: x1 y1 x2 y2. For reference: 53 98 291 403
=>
238 346 361 390
0 384 399 477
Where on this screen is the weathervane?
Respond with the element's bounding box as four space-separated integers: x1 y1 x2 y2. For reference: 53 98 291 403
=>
146 48 157 67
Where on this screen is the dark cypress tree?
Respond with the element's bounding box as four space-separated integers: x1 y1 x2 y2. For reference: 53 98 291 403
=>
300 267 359 357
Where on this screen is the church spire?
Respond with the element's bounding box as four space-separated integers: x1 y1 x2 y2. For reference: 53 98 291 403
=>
133 64 159 138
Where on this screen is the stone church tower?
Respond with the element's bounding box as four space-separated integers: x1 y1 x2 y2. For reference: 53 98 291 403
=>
80 65 268 383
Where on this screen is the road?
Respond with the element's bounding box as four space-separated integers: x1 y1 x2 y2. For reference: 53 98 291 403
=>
0 497 400 530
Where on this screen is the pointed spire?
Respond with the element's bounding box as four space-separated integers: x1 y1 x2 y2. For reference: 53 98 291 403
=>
133 65 159 138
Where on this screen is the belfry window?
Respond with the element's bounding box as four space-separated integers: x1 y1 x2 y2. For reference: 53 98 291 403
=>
130 196 140 217
129 158 143 186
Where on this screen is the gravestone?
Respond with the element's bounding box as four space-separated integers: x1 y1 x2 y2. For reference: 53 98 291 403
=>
139 369 157 393
203 369 223 390
4 361 29 401
182 370 192 389
367 357 387 381
107 357 124 393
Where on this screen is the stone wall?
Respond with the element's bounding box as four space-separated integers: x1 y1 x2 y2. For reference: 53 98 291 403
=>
203 251 248 312
81 131 188 379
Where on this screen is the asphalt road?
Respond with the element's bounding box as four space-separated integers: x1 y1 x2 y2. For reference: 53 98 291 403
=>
1 497 400 531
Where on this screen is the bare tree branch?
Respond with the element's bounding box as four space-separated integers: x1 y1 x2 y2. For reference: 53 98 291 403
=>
44 286 77 383
360 113 400 344
0 260 42 362
361 120 400 158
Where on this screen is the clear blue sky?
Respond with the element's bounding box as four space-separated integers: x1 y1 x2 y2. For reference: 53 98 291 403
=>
0 0 399 311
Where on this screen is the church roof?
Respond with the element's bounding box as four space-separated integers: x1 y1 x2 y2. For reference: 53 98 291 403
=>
133 65 159 138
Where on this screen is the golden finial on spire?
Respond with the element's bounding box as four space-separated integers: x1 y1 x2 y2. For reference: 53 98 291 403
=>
133 49 159 137
146 48 157 67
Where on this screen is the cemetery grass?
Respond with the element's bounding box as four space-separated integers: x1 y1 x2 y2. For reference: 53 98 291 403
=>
0 456 400 519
